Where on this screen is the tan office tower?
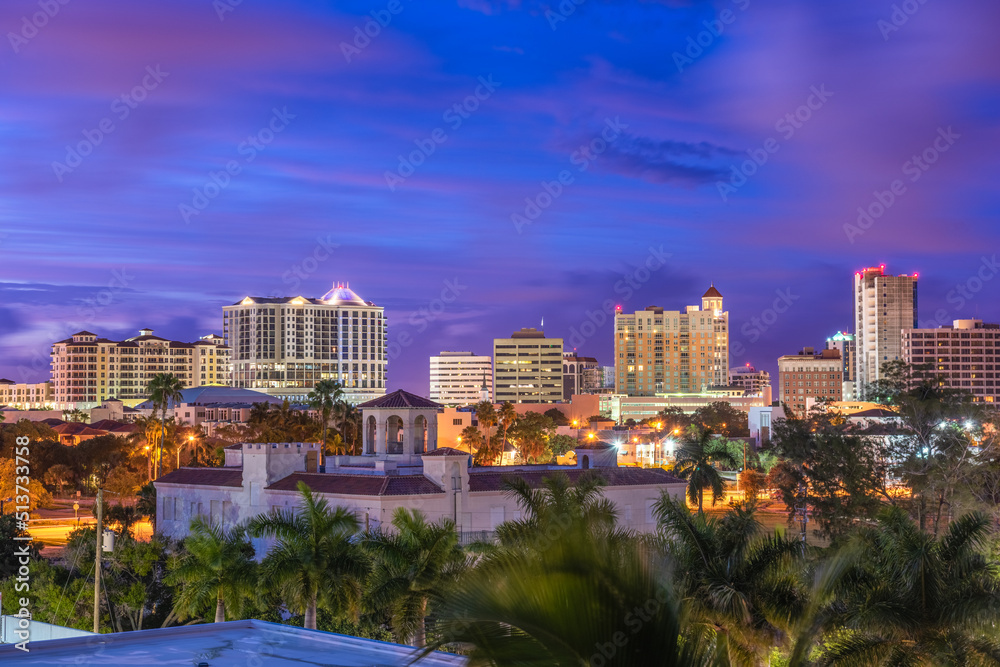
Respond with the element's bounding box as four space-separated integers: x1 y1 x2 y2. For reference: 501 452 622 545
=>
854 265 918 396
902 319 1000 403
223 282 386 405
614 286 729 396
493 328 563 403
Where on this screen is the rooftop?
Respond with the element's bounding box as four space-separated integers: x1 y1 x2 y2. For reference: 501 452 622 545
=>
358 389 442 410
0 619 465 665
702 285 723 298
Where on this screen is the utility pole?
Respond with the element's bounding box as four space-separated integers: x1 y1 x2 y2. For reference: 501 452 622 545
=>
93 488 103 634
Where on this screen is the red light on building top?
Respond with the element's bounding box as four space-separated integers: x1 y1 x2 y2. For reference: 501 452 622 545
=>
615 305 622 311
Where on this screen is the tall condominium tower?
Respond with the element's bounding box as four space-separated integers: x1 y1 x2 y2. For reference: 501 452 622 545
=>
493 328 563 403
614 286 729 396
854 266 918 396
902 319 1000 403
223 282 386 405
429 351 492 407
50 329 229 409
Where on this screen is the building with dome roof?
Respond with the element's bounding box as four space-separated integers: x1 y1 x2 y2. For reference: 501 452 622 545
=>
613 285 730 395
223 282 386 404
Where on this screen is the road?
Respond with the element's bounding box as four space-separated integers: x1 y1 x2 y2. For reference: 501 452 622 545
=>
28 519 153 549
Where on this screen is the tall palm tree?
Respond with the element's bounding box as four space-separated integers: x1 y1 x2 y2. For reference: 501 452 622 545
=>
308 379 343 449
147 372 185 479
426 516 712 665
495 472 618 546
474 401 498 461
654 495 805 664
168 516 257 623
816 506 1000 666
498 401 518 448
247 481 367 630
362 508 466 647
673 427 739 514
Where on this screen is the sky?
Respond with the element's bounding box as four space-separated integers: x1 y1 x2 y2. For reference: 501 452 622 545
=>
1 0 999 394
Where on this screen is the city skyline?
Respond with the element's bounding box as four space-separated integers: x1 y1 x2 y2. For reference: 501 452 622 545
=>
2 0 999 395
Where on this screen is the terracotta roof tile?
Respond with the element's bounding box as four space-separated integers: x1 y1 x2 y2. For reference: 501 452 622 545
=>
156 467 244 487
267 472 443 496
357 389 442 410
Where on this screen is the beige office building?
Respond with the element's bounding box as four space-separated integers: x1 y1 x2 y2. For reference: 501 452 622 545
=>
223 283 386 405
493 328 563 403
854 265 918 395
614 286 729 396
429 351 492 407
50 329 229 409
902 319 1000 403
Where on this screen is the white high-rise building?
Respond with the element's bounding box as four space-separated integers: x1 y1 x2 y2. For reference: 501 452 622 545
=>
429 351 492 407
854 266 918 396
223 282 386 405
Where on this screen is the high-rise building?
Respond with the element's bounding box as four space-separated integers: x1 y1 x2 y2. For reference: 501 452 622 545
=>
562 353 601 400
614 286 729 396
223 282 386 405
728 363 771 395
825 331 858 400
902 319 1000 403
493 328 563 403
778 347 843 416
50 329 229 409
429 351 492 407
854 265 918 396
601 366 616 388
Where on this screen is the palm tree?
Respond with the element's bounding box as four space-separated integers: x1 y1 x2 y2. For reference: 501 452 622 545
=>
673 427 739 514
495 472 618 546
426 515 712 665
816 506 1000 666
654 495 805 664
147 372 184 479
498 401 517 448
308 379 343 449
362 508 466 647
247 481 367 630
474 401 498 463
168 517 257 623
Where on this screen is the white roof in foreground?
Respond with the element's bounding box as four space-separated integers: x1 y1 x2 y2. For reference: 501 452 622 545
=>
0 619 467 666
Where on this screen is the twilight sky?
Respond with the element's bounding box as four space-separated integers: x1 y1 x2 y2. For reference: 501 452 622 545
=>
1 0 999 394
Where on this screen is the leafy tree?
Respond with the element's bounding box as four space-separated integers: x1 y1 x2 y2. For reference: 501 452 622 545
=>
136 482 157 533
655 406 692 434
654 497 805 664
106 503 142 539
548 433 578 458
739 469 767 501
544 407 569 426
105 466 144 502
771 410 891 543
147 372 185 479
510 411 555 463
247 481 367 630
817 506 1000 665
692 401 750 437
168 517 257 623
44 463 75 495
673 428 739 515
361 508 466 647
75 434 135 488
0 457 52 510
